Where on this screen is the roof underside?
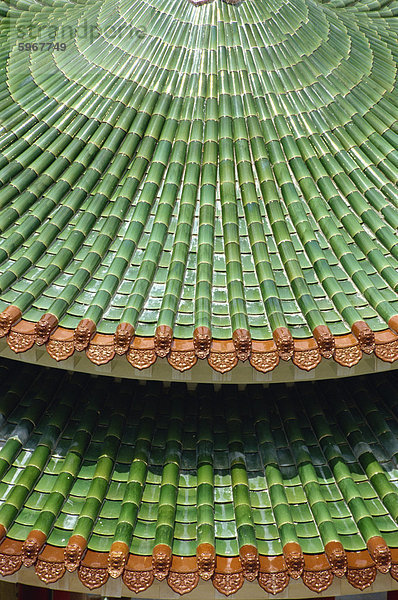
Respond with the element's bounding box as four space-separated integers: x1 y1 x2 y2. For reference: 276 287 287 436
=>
0 0 397 378
0 359 397 595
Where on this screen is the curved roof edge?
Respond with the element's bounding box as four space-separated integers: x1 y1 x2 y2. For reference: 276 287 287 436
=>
0 319 397 382
0 539 397 596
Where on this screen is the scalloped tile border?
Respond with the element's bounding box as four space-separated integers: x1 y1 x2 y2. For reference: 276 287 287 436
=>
0 540 397 595
1 320 398 374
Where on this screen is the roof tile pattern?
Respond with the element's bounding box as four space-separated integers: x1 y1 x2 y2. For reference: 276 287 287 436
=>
0 0 398 373
0 360 397 593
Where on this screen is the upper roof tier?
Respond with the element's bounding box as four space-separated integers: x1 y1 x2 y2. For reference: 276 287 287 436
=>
0 0 397 379
0 360 398 596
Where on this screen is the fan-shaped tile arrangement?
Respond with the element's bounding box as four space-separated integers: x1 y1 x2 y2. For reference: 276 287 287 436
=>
0 361 397 594
0 0 397 375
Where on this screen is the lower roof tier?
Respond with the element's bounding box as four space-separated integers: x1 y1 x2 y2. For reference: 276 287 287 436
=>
0 359 397 594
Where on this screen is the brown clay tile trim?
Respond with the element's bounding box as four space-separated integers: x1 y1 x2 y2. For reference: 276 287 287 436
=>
38 545 64 562
375 329 398 343
283 541 304 579
1 541 398 593
208 339 239 373
127 340 157 370
48 326 74 341
108 541 129 578
1 319 398 373
367 535 392 573
152 543 172 580
0 539 23 554
123 554 156 594
168 570 200 594
294 337 319 350
168 337 197 371
170 556 198 572
208 348 239 373
89 333 115 345
171 338 195 352
0 306 22 336
78 549 109 590
125 554 153 570
303 553 330 570
35 545 66 585
123 569 154 593
324 540 347 576
196 542 215 579
64 534 87 572
81 549 108 568
211 339 236 353
251 339 277 352
45 326 75 362
114 322 135 355
35 313 59 345
212 571 244 595
292 337 321 371
193 326 212 358
9 320 35 335
250 339 280 372
86 333 115 366
154 325 173 358
35 560 66 584
302 569 334 593
232 328 252 361
301 554 335 593
347 567 377 591
22 529 47 567
301 553 334 594
78 566 108 589
346 549 375 568
7 320 35 354
334 334 362 367
345 550 378 591
0 539 23 577
335 333 359 348
240 544 259 580
74 319 96 352
131 335 154 350
258 554 286 572
313 325 335 358
374 329 398 363
258 570 289 594
215 555 243 573
351 321 375 353
273 326 294 360
388 315 398 333
391 548 398 560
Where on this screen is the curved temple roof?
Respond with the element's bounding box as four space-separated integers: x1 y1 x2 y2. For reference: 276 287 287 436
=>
0 0 397 378
0 361 397 594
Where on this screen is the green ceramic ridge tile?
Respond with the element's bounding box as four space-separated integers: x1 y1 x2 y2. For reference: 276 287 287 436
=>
305 391 383 549
196 387 215 549
72 398 128 549
0 373 76 534
225 389 257 551
153 386 184 550
278 395 343 550
113 390 156 550
27 400 99 541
